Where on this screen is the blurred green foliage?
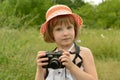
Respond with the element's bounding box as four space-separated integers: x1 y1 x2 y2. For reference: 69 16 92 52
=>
54 0 85 9
0 0 53 29
0 0 120 29
74 0 120 29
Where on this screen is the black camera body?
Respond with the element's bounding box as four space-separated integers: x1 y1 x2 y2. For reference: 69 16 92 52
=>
42 51 65 69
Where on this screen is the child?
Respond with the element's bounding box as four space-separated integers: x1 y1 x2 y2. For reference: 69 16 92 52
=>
35 4 98 80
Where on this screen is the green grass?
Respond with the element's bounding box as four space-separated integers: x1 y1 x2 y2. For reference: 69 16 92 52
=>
79 28 120 60
0 28 120 80
96 60 120 80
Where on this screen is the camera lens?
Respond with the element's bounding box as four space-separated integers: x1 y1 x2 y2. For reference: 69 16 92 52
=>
50 58 61 69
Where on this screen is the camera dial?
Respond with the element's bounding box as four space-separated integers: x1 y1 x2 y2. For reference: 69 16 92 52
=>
50 58 61 69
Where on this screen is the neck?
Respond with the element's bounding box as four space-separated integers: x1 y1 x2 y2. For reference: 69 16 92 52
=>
57 43 75 52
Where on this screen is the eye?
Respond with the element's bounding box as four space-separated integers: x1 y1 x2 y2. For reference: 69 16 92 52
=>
67 26 73 29
55 27 62 31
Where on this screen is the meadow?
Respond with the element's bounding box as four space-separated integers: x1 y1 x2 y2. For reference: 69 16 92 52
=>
0 28 120 80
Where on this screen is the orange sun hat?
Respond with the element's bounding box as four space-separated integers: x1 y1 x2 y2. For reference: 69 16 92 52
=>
40 4 83 35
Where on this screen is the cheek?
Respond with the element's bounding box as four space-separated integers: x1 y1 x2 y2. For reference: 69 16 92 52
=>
53 35 61 43
71 29 75 37
53 32 59 41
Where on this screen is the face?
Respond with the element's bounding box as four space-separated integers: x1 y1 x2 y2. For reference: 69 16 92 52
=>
53 23 75 47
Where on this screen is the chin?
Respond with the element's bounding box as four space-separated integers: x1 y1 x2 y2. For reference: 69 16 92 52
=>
62 41 73 46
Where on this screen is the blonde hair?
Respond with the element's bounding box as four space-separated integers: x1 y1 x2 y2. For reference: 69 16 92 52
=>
43 15 80 43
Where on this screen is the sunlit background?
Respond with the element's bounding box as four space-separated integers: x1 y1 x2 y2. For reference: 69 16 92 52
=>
84 0 103 5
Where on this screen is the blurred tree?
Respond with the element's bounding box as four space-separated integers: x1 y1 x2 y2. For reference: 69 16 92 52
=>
96 0 120 29
0 0 120 29
52 0 85 9
73 0 85 8
0 0 53 28
74 0 120 29
0 0 4 2
73 3 96 28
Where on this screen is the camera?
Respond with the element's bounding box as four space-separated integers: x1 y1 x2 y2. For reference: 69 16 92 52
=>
42 51 65 69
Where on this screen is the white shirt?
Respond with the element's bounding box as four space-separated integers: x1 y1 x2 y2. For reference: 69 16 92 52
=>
45 66 84 80
45 68 76 80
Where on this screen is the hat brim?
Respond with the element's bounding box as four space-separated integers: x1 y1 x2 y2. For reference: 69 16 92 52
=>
40 13 83 35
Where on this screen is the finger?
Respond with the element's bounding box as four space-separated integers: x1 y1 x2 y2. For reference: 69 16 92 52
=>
59 52 70 60
37 58 48 62
62 51 70 56
36 51 46 59
37 59 48 66
62 62 67 66
38 51 46 55
37 62 48 66
59 54 68 59
60 57 69 62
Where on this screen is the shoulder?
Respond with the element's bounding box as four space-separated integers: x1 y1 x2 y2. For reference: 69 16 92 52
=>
79 46 98 80
79 46 96 68
79 46 94 62
80 46 92 55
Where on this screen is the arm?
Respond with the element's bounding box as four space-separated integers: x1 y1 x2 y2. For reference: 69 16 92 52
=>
60 47 98 80
35 67 44 80
35 51 48 80
69 47 98 80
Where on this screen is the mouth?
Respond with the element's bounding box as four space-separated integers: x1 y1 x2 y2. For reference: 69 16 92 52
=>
62 38 70 41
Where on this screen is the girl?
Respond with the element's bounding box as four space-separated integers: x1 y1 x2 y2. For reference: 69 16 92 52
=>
35 4 98 80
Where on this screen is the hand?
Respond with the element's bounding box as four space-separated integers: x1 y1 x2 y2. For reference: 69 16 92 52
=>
36 51 48 69
59 51 75 70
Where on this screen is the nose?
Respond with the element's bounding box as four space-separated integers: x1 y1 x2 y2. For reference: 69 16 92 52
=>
63 29 69 36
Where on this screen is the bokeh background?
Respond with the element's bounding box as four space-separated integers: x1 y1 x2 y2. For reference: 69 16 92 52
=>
0 0 120 80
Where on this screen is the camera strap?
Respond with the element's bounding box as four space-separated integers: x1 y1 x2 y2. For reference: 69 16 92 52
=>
68 43 74 52
70 43 83 67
